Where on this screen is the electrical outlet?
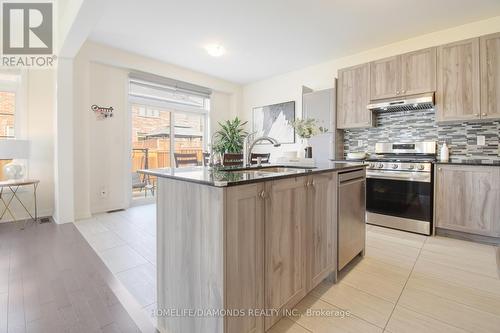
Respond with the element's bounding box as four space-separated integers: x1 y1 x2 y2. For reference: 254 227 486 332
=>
477 135 486 146
357 140 363 147
100 187 108 198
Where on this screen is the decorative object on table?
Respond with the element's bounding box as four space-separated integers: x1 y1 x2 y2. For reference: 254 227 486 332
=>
289 118 328 158
439 141 449 162
92 104 114 119
0 139 30 180
346 152 367 160
252 101 295 144
212 117 248 154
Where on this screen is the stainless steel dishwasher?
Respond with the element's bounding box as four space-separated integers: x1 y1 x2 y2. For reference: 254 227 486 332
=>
338 168 366 271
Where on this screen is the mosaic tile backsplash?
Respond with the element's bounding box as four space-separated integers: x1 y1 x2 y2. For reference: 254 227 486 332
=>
344 109 500 161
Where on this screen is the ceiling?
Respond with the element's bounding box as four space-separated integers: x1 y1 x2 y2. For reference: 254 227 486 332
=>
89 0 500 84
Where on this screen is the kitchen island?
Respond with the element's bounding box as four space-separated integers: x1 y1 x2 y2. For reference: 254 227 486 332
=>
140 163 366 333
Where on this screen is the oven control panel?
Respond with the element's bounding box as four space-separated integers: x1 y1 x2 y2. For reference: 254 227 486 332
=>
367 162 432 172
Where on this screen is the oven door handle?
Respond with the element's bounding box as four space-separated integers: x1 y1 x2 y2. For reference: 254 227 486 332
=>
366 173 431 183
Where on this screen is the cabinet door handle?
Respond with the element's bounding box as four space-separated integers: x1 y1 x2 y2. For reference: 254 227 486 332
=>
438 168 442 171
482 113 487 117
259 190 266 199
396 90 400 95
401 90 406 94
310 180 315 188
474 113 479 117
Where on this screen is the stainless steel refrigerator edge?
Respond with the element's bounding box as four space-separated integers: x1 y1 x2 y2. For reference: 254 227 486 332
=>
302 80 344 163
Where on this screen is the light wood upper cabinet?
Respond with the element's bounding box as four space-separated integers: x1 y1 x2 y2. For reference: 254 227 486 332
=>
436 38 481 122
264 177 308 330
225 184 265 333
435 165 500 237
306 173 336 291
401 47 437 96
337 63 372 129
370 56 400 100
480 32 500 120
369 48 436 100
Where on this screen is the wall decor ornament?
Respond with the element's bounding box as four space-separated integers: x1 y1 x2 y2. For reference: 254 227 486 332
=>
92 105 114 120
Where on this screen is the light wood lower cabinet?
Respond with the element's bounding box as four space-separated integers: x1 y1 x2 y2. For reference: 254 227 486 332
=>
307 172 337 290
264 177 309 330
435 165 500 237
224 173 339 333
225 183 265 333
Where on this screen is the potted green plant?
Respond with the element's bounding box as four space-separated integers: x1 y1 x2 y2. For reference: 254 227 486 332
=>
290 118 328 158
212 117 248 163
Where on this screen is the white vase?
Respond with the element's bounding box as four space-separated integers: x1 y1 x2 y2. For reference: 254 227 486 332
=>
298 139 306 157
3 160 25 180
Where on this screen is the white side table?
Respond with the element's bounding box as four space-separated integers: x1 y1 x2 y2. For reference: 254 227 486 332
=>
0 179 39 229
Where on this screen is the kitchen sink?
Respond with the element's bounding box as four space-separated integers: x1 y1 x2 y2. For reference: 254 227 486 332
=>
223 166 314 175
257 167 305 173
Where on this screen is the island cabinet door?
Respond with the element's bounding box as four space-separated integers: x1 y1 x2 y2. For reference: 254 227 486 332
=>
435 165 500 237
264 177 308 331
225 183 265 333
306 172 337 291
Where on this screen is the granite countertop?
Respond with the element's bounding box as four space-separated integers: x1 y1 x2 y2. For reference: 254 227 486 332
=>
330 159 367 163
139 162 367 187
435 159 500 166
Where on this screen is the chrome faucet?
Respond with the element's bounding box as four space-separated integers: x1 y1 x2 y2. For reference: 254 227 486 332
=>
243 133 281 166
208 132 220 167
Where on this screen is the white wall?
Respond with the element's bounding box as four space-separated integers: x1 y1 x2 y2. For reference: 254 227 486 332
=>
73 42 242 218
1 69 55 223
241 15 500 156
28 70 55 219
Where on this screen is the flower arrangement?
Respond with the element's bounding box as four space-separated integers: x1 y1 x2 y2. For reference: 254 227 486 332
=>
290 118 328 139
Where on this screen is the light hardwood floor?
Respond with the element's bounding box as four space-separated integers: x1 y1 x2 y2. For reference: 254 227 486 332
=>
75 206 500 333
0 220 157 333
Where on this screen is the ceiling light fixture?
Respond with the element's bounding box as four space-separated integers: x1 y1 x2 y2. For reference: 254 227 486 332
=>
205 44 225 57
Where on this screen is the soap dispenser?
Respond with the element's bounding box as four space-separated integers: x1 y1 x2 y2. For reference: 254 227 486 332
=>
440 141 449 162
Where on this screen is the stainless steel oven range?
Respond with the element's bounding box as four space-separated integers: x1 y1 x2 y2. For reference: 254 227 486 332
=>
365 141 436 235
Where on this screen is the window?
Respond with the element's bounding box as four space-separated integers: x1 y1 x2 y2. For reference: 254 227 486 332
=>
0 71 23 139
137 106 161 118
0 71 24 181
0 91 16 138
129 73 211 199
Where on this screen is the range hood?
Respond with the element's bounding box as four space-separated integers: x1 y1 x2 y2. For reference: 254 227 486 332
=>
367 93 434 112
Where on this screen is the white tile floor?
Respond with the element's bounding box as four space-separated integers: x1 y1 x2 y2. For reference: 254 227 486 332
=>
75 205 500 333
